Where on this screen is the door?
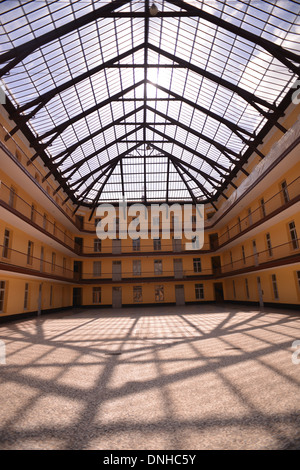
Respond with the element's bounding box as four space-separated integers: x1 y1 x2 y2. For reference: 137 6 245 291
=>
172 238 182 252
214 282 224 302
256 277 264 307
37 283 43 316
173 259 183 279
112 261 122 281
73 288 82 307
40 246 44 272
211 256 222 275
175 285 185 306
74 237 83 254
112 239 121 254
73 260 82 281
252 240 259 266
112 287 122 308
209 233 219 250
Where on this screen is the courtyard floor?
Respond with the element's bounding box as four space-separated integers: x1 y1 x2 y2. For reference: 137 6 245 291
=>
0 304 299 450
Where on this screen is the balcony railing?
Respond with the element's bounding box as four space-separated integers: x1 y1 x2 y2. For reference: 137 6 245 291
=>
0 180 77 251
221 239 300 274
0 244 74 280
0 238 298 283
218 176 300 246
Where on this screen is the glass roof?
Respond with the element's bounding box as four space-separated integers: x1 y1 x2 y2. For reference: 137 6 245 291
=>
0 0 299 209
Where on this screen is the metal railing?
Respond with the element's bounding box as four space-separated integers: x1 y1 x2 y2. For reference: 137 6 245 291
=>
0 180 77 251
0 244 74 280
218 176 300 246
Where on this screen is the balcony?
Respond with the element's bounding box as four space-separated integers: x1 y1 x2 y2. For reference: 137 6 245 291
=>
218 176 300 246
0 244 75 281
0 180 77 251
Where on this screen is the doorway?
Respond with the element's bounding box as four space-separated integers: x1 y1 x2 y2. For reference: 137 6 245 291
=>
112 287 122 308
209 233 219 250
214 282 224 302
173 259 183 279
112 261 122 281
73 260 82 281
175 285 185 306
211 256 222 275
256 276 264 307
73 288 82 307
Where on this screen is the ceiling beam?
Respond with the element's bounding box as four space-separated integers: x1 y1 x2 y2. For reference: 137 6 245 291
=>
147 43 277 118
33 80 145 145
58 125 144 176
167 0 300 76
146 79 253 139
29 105 144 165
7 44 145 134
0 0 132 77
146 109 239 165
88 162 119 221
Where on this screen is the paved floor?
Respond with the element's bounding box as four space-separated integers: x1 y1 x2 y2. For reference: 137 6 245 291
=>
0 304 299 450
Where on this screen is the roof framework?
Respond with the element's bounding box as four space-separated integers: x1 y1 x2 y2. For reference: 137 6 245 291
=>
0 0 299 210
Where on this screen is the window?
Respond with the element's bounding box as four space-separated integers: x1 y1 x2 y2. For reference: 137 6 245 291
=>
172 238 182 252
51 252 56 271
0 281 6 312
24 283 29 310
237 217 241 232
233 280 236 298
289 221 299 249
155 285 164 302
50 285 53 306
2 229 10 258
230 251 233 268
63 258 67 274
153 238 161 251
297 271 300 290
245 278 250 299
30 204 35 222
27 241 34 265
281 180 290 204
132 238 140 251
195 283 204 299
133 286 142 303
94 238 101 252
248 208 253 226
193 258 202 273
9 186 16 208
53 222 56 236
242 246 246 264
260 198 266 218
271 274 279 300
93 261 101 277
43 213 47 230
154 260 162 275
266 233 273 257
133 260 141 276
93 287 101 304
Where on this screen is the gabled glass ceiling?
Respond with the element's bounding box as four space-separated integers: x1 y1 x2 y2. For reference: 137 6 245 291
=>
0 0 299 211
